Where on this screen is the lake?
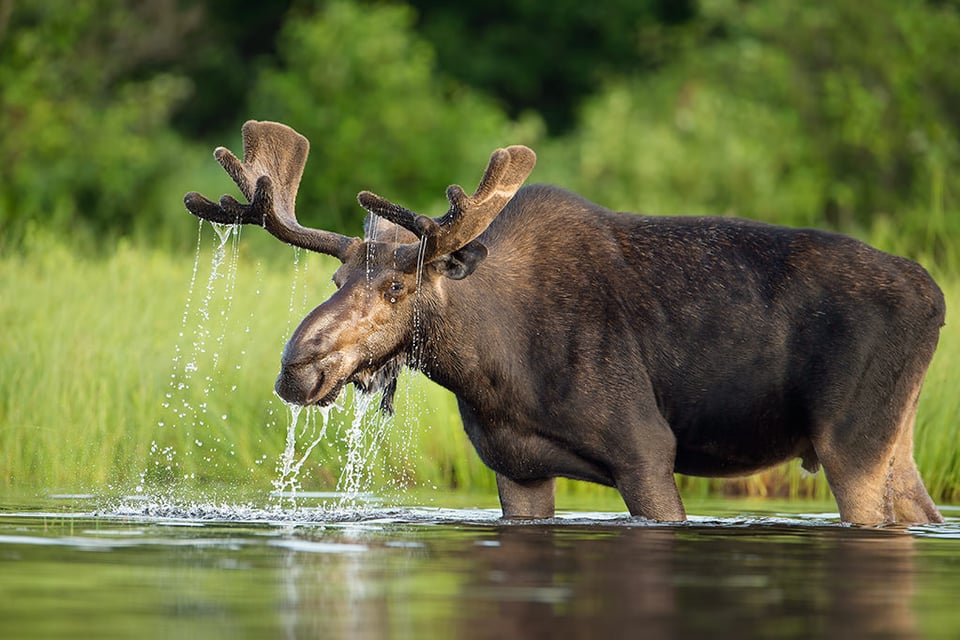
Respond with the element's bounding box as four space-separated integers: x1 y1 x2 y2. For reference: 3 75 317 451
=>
1 494 959 639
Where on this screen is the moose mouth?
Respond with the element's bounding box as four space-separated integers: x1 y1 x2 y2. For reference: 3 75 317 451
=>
308 373 347 407
276 352 349 407
312 363 402 410
277 353 404 411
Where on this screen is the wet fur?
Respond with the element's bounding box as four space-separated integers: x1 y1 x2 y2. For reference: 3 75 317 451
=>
277 181 944 525
405 184 945 523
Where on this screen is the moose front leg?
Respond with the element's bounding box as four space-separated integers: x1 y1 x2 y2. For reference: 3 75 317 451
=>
612 413 687 522
496 474 556 519
615 466 686 522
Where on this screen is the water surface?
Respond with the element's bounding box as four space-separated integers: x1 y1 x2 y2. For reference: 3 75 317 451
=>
1 495 958 639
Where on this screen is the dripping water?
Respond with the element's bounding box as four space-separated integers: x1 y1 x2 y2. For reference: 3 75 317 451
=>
286 246 303 336
143 221 243 497
365 217 378 284
272 400 344 510
143 215 427 510
335 392 395 508
410 236 430 370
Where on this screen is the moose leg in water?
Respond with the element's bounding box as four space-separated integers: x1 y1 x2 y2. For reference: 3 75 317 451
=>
611 413 686 522
496 475 556 520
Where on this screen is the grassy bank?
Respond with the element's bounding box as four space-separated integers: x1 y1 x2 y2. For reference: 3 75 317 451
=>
1 225 957 507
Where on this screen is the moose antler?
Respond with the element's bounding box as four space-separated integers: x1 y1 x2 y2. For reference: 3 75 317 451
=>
183 120 358 260
357 145 536 263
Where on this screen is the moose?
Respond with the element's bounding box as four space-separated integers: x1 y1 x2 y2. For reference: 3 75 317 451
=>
184 120 946 525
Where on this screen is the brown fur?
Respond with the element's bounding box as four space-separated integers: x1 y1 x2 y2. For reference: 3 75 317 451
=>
185 122 946 525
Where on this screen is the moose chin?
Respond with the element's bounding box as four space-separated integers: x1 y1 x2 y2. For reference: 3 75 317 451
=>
184 120 946 526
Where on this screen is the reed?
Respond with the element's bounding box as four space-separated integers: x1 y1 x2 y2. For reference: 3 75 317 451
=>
1 225 957 508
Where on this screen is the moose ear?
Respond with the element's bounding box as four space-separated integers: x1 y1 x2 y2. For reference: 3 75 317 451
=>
431 240 488 280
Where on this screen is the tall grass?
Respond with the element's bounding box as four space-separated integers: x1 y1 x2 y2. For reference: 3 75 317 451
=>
1 223 957 507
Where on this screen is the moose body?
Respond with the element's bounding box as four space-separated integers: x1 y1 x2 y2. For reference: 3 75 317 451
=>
185 121 945 525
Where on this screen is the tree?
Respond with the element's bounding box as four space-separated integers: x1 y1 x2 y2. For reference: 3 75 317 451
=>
0 1 199 238
404 0 697 133
560 0 960 255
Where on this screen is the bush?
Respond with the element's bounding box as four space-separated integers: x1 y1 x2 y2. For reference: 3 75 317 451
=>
550 0 960 266
0 1 200 243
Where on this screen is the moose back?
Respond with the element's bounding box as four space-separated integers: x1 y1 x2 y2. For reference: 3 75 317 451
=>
185 121 945 525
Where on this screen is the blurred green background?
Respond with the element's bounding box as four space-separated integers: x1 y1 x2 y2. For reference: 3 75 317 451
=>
1 0 958 506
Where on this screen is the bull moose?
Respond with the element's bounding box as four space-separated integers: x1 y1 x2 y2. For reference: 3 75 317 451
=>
184 120 945 525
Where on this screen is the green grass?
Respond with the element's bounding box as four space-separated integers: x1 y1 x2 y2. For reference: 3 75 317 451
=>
1 224 957 508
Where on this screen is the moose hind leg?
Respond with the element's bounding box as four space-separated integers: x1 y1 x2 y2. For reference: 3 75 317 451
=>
815 374 942 525
812 391 901 525
890 395 943 524
496 474 556 519
815 441 896 526
892 458 943 524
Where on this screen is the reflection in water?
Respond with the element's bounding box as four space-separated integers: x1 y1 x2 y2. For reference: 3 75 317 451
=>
276 526 380 639
444 525 918 639
2 503 958 639
270 522 923 639
460 526 677 639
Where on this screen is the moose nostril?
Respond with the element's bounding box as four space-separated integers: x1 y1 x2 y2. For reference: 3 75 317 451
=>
275 359 328 406
275 366 304 401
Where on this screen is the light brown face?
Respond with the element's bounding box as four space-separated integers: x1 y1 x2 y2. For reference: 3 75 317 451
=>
274 241 423 407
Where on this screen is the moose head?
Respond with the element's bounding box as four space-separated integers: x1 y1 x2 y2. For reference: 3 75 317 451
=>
184 121 536 412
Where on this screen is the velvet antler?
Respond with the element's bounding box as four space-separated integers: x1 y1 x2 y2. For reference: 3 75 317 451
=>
184 120 358 260
357 145 536 264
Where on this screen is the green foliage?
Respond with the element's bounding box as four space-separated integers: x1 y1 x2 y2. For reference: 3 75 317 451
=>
716 0 960 230
0 1 200 241
3 0 958 259
404 0 697 132
554 0 960 250
246 0 543 236
164 0 296 138
555 77 822 225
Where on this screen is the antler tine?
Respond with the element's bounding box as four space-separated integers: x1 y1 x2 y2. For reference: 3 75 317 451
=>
183 120 358 260
357 191 440 238
355 145 536 266
434 145 536 255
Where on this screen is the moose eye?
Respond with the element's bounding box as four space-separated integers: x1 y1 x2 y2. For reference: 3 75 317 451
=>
385 282 404 303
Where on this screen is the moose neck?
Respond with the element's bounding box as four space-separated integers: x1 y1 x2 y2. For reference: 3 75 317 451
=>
410 267 536 419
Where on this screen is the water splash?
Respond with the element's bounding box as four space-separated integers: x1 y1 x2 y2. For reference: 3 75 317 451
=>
272 402 336 510
336 393 397 508
143 218 424 512
267 389 398 513
337 395 374 505
143 221 241 497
